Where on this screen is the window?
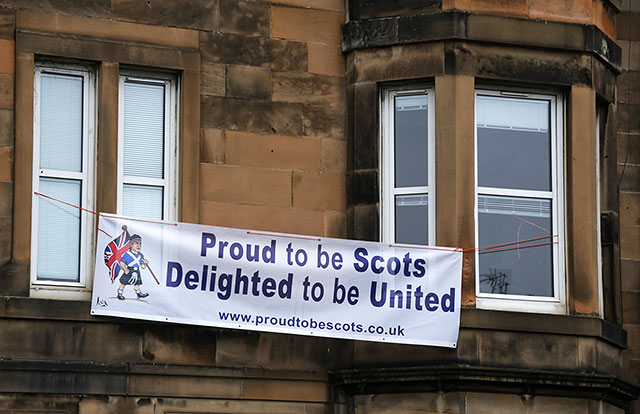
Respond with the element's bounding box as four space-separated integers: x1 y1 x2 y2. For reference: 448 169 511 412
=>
31 63 96 288
474 89 565 313
117 71 178 221
30 64 178 296
381 87 435 245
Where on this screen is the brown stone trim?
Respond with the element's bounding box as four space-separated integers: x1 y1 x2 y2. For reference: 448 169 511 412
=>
12 53 33 262
180 69 200 224
15 32 200 71
342 11 622 73
567 86 600 316
331 365 640 411
16 10 199 50
96 62 118 215
435 75 475 306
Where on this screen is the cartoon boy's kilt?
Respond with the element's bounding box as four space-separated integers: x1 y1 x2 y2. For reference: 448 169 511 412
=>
120 269 142 285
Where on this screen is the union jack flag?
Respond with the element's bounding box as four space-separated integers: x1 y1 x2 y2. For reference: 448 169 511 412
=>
104 230 130 283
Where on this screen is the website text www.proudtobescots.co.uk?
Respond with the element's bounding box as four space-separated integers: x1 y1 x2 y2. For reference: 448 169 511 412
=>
218 311 407 337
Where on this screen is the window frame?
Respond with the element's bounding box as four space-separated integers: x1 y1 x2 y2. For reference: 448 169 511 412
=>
116 70 179 222
380 86 436 246
474 87 566 314
30 62 97 293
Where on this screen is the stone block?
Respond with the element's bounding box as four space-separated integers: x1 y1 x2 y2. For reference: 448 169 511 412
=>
352 43 444 83
618 12 640 41
215 330 261 367
273 71 343 105
621 259 640 291
271 6 344 45
200 31 307 71
0 145 12 181
242 378 327 402
308 43 345 76
630 42 640 71
617 71 640 103
0 9 15 40
321 138 346 174
227 65 271 100
200 200 324 236
622 357 640 384
16 10 199 49
623 324 640 359
621 225 640 260
619 165 640 193
618 102 640 134
79 396 154 414
0 40 14 75
478 330 578 370
529 0 592 24
201 95 304 137
112 0 217 31
225 130 321 171
351 0 440 20
200 163 292 207
0 181 12 217
622 291 640 324
268 0 344 11
201 128 225 164
324 210 346 238
353 82 377 171
303 104 345 139
443 0 528 17
293 172 346 211
201 63 226 96
620 192 640 226
220 0 270 37
617 133 640 165
592 0 616 40
0 108 13 145
0 218 10 259
129 374 242 399
0 74 12 110
346 170 378 207
348 204 379 241
4 0 110 18
142 325 217 365
355 392 462 414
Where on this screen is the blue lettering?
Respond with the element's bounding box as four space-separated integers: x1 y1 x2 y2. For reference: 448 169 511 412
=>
353 247 369 272
166 261 183 287
200 232 216 256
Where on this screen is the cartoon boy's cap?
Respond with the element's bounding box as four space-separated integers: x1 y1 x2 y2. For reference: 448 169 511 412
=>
130 234 142 242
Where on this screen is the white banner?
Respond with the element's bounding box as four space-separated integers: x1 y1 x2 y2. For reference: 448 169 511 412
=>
91 215 463 347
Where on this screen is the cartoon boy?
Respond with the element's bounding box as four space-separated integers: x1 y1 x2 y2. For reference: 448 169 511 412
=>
117 234 150 300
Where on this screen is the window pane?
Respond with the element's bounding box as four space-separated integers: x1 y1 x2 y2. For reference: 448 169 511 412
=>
123 81 165 179
40 73 83 172
395 194 428 245
477 195 553 297
37 178 81 282
123 184 163 220
477 96 551 191
394 95 428 188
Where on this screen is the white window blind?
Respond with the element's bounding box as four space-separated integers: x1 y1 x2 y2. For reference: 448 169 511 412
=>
476 96 549 132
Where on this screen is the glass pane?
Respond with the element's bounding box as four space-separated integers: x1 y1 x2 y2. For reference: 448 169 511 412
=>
37 178 81 282
123 81 165 179
40 73 83 172
395 194 428 245
123 184 163 220
477 96 551 191
394 95 428 188
478 195 553 297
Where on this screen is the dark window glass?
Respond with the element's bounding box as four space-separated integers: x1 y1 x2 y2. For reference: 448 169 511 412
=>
395 194 429 245
394 95 428 188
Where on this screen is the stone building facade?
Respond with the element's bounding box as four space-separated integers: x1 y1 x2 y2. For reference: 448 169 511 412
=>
0 0 638 413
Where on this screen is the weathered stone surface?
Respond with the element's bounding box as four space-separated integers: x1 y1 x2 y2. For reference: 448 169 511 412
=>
200 163 292 207
292 172 346 211
79 396 154 414
303 104 345 139
0 74 12 110
0 218 11 259
620 225 640 260
268 0 344 11
16 32 200 70
201 63 225 96
620 192 640 226
201 95 304 136
350 0 441 20
617 133 640 165
0 145 12 181
618 71 640 103
200 128 225 163
324 210 346 238
0 0 110 18
200 31 307 71
321 138 346 174
272 6 344 45
200 200 325 236
142 325 217 365
621 259 640 292
0 9 15 40
618 103 640 134
219 0 270 37
17 10 199 49
0 108 13 145
308 43 345 76
618 12 640 41
0 181 11 217
355 392 463 414
618 165 640 192
0 40 13 75
225 130 321 171
227 65 270 100
351 43 444 83
346 170 378 207
273 71 343 105
443 0 528 17
155 397 334 414
112 0 217 31
352 82 377 171
346 204 379 241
